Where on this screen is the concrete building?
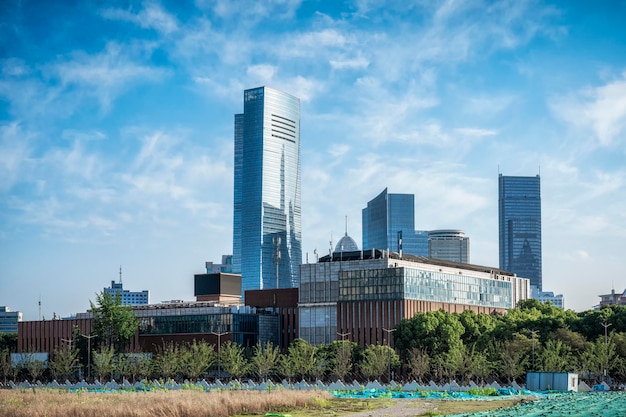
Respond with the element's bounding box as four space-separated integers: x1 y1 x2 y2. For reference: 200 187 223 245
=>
104 280 149 306
0 306 22 334
597 288 626 309
499 174 542 292
428 229 470 263
299 249 530 347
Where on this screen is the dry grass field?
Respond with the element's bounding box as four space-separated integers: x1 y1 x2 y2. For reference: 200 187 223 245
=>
0 389 335 417
0 389 526 417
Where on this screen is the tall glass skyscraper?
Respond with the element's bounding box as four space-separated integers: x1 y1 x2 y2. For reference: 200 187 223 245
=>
498 174 542 291
233 87 302 295
362 188 427 256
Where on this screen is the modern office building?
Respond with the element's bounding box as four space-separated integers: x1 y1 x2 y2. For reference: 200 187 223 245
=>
233 86 302 295
428 229 470 263
498 174 542 292
103 280 150 306
362 188 427 257
299 249 530 347
0 306 22 334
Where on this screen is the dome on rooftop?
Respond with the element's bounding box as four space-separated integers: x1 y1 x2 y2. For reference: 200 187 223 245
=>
335 233 359 252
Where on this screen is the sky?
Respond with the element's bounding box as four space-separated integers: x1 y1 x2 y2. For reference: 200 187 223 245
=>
1 0 625 320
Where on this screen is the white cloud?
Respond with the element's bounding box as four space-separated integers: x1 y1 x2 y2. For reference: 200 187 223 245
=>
0 122 33 192
101 2 179 34
51 42 169 111
454 128 498 137
550 72 626 147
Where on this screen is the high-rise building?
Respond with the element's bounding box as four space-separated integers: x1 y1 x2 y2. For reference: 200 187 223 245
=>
428 229 470 263
498 174 542 291
362 188 427 256
233 87 302 294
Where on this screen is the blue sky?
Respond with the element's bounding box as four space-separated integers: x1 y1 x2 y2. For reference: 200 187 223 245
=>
1 0 625 320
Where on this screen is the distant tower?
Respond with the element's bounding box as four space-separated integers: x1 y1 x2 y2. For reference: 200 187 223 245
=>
428 230 470 263
498 174 542 291
362 188 426 256
232 86 302 295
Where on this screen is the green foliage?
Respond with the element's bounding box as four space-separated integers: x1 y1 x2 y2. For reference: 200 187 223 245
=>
220 340 249 380
280 338 321 381
330 340 354 381
153 341 182 380
252 341 280 381
0 333 17 353
90 291 139 353
92 346 115 381
406 347 430 382
183 340 216 381
49 343 79 381
359 344 399 381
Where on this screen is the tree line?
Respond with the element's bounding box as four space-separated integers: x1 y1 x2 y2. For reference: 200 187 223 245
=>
2 294 626 385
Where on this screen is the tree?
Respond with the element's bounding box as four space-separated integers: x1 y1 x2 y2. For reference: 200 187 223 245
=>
92 346 115 381
538 340 575 372
0 348 17 384
183 340 216 381
219 341 249 380
283 339 319 381
406 348 430 382
252 341 280 381
116 353 152 382
497 333 531 383
90 291 138 353
153 341 182 380
21 351 46 382
330 340 354 382
49 343 79 381
359 344 399 381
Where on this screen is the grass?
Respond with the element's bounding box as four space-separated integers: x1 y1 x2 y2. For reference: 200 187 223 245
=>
0 389 524 417
0 389 334 417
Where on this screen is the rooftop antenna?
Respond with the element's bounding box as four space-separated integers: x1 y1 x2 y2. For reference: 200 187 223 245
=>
119 265 123 285
345 215 348 236
38 295 41 321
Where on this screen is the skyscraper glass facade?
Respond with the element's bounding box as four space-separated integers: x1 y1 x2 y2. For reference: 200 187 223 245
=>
498 174 542 291
362 188 427 256
233 87 302 295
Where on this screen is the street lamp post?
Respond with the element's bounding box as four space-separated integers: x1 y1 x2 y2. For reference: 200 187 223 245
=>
382 327 396 383
80 333 97 381
211 331 229 380
337 331 351 356
601 322 612 380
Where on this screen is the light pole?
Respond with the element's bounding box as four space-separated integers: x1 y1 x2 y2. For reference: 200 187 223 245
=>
337 331 351 357
601 322 612 381
211 331 228 380
528 329 538 372
80 333 97 381
383 327 396 382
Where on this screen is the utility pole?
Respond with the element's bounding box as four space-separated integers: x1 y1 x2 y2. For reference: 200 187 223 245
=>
383 327 396 382
601 322 612 381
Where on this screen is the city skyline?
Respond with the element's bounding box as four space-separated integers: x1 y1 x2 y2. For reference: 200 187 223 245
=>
1 1 625 319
